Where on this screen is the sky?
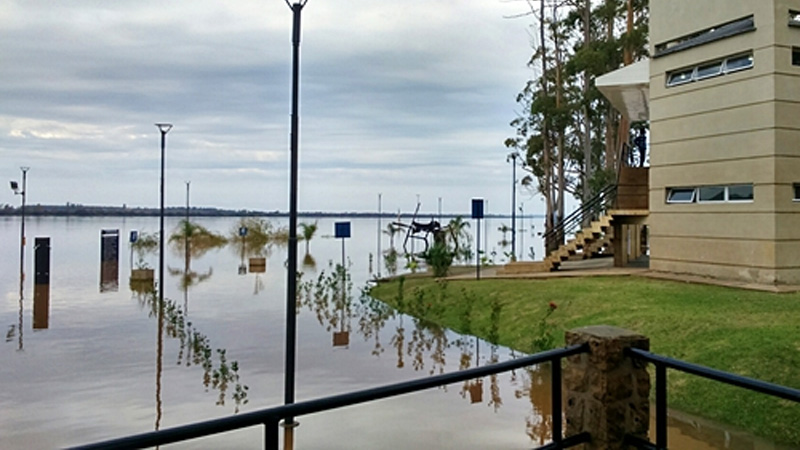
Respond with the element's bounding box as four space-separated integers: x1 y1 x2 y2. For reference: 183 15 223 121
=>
1 0 542 216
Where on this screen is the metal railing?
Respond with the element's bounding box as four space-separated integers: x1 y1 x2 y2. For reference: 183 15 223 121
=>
542 183 617 253
71 344 590 450
625 348 800 450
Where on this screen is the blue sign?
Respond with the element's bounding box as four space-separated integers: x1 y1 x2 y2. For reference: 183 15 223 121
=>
129 230 138 243
239 226 248 237
334 222 351 239
471 198 484 219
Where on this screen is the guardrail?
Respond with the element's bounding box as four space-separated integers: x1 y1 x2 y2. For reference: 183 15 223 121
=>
70 344 590 450
542 183 617 253
625 348 800 450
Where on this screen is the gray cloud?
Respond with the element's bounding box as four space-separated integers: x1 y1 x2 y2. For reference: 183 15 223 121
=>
1 0 536 214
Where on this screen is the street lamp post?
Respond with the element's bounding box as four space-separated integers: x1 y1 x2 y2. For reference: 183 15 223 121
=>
155 123 173 308
283 2 308 448
508 153 518 261
10 167 29 288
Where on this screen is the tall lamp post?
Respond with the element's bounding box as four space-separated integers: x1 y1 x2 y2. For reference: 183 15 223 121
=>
507 152 519 261
10 167 29 288
283 2 308 449
155 123 173 307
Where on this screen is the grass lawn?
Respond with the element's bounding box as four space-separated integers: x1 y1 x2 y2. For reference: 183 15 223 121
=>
369 274 800 445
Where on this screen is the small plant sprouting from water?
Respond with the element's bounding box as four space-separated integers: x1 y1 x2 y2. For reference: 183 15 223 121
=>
486 298 503 345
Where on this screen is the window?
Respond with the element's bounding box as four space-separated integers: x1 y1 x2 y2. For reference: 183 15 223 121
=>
696 61 723 80
794 184 800 201
667 188 696 203
667 69 694 86
725 54 754 72
667 184 754 204
698 186 725 202
728 184 754 201
666 52 754 87
655 16 755 58
793 47 800 66
790 10 800 27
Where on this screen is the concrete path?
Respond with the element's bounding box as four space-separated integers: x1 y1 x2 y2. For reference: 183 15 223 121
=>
443 258 800 293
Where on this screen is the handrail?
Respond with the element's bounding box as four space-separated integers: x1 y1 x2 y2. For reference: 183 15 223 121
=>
71 344 589 450
627 348 800 402
626 347 800 450
542 183 617 250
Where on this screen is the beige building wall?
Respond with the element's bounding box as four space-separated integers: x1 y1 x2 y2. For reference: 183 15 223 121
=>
649 0 800 284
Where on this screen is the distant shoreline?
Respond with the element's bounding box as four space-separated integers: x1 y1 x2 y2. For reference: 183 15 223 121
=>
0 204 542 220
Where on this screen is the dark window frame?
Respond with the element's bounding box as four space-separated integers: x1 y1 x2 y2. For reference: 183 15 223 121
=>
655 16 756 58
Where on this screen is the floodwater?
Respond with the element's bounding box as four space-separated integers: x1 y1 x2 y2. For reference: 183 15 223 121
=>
0 216 794 449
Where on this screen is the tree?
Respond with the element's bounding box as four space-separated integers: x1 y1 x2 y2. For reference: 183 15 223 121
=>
298 221 318 255
507 0 650 253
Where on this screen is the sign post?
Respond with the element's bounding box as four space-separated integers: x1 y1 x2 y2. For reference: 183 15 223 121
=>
471 198 484 280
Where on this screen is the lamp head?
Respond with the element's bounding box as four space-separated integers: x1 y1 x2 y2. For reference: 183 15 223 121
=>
155 123 173 134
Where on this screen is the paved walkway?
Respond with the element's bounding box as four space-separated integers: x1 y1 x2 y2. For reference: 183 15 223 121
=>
444 258 800 293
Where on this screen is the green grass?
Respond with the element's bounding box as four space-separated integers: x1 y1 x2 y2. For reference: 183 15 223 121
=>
369 275 800 445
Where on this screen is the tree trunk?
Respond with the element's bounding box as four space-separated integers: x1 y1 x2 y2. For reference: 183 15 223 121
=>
581 0 592 226
540 0 556 254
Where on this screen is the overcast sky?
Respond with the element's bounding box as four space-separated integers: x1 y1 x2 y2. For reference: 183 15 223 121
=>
1 0 540 216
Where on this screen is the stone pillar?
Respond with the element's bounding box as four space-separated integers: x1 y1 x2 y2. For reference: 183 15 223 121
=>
564 325 650 449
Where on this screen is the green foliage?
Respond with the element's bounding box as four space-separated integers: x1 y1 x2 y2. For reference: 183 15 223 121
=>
384 248 399 276
371 275 800 445
229 217 288 257
169 220 227 258
298 221 318 254
507 0 650 234
422 240 453 278
131 231 158 259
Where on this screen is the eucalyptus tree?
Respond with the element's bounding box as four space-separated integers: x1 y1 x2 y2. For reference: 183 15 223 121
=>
507 0 649 252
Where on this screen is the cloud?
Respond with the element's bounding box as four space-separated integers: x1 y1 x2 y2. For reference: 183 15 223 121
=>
0 0 538 214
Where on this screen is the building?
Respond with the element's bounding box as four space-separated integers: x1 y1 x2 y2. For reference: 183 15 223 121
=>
508 1 800 287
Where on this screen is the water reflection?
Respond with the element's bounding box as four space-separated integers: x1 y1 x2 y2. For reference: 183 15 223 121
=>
297 265 559 443
4 217 794 449
128 224 250 431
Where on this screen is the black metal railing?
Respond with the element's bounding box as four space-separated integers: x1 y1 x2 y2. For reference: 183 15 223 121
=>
625 348 800 450
542 183 617 253
70 344 590 450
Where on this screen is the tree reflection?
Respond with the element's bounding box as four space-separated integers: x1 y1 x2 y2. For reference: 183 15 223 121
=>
297 262 562 444
515 365 553 445
136 289 249 422
297 261 353 347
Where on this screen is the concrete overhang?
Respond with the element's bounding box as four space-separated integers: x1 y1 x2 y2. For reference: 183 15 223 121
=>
595 59 650 122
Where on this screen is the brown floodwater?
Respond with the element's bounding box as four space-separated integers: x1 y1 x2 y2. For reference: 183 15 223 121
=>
1 217 795 449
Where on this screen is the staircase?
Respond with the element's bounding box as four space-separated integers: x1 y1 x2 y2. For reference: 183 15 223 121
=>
497 213 615 275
